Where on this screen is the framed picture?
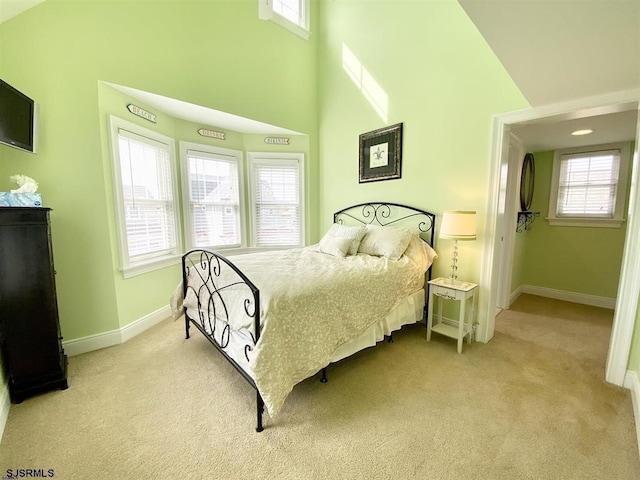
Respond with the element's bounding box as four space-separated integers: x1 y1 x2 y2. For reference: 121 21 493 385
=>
359 123 403 183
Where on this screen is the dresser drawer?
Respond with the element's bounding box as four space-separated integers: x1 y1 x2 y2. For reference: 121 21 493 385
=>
431 285 464 300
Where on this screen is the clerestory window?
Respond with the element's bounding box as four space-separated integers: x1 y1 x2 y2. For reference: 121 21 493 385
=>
258 0 310 40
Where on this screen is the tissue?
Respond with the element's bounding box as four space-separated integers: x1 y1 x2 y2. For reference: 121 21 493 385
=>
0 175 42 207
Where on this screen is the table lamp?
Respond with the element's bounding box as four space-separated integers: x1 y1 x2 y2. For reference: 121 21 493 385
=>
439 211 476 285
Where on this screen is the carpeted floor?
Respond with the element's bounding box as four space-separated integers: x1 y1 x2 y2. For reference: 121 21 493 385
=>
1 294 639 479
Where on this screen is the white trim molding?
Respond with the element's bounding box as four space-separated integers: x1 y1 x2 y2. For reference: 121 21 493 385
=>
606 103 640 386
63 305 171 357
484 88 640 388
0 305 171 443
519 285 616 310
624 370 640 460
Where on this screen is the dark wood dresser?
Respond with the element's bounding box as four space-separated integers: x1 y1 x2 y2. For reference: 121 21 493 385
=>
0 207 68 402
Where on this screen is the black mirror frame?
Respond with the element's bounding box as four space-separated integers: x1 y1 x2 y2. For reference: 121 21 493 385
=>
520 153 535 211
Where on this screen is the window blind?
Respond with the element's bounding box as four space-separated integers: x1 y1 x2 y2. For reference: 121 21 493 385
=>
186 150 241 248
252 160 301 247
117 131 176 259
273 0 303 25
556 149 620 218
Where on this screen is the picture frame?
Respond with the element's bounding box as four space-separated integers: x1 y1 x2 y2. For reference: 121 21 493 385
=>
359 123 403 183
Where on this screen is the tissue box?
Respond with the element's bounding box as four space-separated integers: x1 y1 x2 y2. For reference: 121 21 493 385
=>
0 192 42 207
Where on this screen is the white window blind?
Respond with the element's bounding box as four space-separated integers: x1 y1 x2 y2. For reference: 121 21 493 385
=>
117 130 177 260
251 157 302 247
273 0 303 25
185 149 241 248
556 149 620 218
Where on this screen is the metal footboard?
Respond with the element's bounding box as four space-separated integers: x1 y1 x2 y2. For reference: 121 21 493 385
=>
182 249 264 432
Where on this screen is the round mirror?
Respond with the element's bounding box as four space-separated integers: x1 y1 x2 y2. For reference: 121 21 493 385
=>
520 153 535 211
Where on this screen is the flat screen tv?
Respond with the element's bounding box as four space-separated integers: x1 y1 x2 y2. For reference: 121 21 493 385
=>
0 78 37 153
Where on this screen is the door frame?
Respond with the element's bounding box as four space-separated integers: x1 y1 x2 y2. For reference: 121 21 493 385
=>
496 133 524 310
479 89 640 386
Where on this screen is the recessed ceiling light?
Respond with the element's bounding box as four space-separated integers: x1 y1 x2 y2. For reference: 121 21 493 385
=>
571 129 593 136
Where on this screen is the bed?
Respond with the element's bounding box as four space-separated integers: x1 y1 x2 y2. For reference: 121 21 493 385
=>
176 202 437 431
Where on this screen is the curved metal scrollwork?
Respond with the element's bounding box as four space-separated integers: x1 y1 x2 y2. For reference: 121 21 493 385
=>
182 249 260 366
333 202 436 247
517 211 540 233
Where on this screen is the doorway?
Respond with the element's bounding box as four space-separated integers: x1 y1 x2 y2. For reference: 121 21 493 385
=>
481 92 640 387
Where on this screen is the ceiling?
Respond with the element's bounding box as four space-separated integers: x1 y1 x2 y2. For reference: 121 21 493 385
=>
510 108 638 152
2 1 639 146
107 83 302 135
458 0 640 107
458 0 640 151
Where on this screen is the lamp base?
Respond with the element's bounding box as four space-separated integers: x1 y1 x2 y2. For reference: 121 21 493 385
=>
448 239 459 285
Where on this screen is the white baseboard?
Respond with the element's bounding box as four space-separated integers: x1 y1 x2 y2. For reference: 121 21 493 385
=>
510 285 523 307
0 304 172 443
624 371 640 460
63 305 171 357
520 285 616 309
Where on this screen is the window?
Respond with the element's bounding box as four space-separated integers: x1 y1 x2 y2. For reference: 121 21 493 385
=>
109 117 181 277
180 142 244 250
248 152 304 247
258 0 310 40
548 142 631 227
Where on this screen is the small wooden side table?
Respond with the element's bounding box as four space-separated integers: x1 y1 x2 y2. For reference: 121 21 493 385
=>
426 277 478 353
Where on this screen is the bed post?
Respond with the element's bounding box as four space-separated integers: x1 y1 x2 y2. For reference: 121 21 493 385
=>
182 255 191 339
256 392 264 432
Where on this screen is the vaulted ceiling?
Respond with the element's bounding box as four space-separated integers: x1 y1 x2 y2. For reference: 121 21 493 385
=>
458 0 639 150
3 1 639 148
457 0 640 107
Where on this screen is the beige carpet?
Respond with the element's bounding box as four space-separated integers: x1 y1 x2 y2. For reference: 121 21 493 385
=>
1 294 639 479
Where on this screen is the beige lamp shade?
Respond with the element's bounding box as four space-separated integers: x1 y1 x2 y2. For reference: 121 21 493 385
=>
439 211 477 240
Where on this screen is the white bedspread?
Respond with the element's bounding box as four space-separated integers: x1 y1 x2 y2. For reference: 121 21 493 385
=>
182 245 431 417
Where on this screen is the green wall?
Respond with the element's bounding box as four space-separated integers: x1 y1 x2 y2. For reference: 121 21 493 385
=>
317 0 528 285
0 0 318 340
1 0 637 380
511 224 528 297
517 150 630 300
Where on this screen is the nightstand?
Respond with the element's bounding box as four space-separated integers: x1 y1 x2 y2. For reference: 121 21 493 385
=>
426 277 478 353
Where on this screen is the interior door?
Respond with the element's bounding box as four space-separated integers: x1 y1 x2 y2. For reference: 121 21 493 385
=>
496 134 523 310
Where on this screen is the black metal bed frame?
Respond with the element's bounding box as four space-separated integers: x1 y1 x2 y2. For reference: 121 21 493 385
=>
182 202 436 432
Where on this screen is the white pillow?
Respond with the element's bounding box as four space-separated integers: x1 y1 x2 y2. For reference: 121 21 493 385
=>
403 234 438 269
318 234 352 258
357 224 414 260
319 224 367 256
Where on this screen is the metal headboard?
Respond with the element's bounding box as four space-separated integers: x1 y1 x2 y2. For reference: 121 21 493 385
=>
333 202 436 248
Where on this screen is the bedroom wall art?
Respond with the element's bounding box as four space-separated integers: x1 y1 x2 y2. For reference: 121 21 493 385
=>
358 123 402 183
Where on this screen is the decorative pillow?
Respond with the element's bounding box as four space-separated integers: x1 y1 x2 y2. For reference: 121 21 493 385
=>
357 224 414 260
403 234 438 269
318 234 352 258
319 224 367 256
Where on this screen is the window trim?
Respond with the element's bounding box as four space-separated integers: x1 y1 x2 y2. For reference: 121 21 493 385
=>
258 0 310 40
547 142 631 228
247 151 305 248
179 141 246 251
109 116 182 278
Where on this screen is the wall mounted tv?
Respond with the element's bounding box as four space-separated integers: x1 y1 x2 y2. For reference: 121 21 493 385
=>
0 78 38 153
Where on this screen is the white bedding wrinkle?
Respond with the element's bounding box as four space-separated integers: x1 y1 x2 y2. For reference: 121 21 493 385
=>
181 245 432 417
